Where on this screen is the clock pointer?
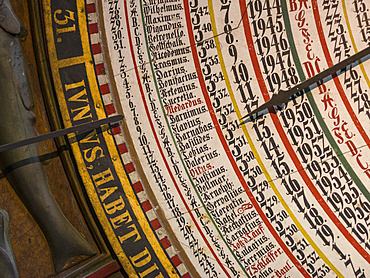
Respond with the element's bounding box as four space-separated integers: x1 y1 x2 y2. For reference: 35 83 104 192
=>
240 46 370 122
0 114 123 153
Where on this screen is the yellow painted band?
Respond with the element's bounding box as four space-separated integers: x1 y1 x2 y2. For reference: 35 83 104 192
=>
43 0 179 276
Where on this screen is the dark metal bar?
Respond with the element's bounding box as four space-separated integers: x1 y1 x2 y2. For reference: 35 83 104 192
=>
0 114 123 153
240 46 370 120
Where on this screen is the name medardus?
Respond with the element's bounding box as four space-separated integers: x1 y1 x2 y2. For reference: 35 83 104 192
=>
166 98 202 116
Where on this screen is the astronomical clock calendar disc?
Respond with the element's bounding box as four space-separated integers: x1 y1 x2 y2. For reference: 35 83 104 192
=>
41 0 370 277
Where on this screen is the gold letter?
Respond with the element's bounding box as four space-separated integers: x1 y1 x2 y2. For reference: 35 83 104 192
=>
98 186 117 202
71 104 92 121
80 129 100 144
103 196 125 214
130 248 151 268
83 146 104 163
92 168 114 186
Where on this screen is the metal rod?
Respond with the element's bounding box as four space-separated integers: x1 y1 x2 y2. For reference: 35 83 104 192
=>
0 114 123 153
240 46 370 120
